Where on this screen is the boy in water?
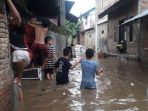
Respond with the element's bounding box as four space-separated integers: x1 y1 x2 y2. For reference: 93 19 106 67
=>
55 48 80 85
80 48 103 89
28 17 50 69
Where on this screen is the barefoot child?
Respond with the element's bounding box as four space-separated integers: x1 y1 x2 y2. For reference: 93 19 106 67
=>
44 36 57 80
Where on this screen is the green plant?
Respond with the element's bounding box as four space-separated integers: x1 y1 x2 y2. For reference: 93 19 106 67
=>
64 20 81 46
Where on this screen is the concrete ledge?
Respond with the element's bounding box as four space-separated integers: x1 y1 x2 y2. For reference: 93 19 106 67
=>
105 53 140 61
127 55 141 61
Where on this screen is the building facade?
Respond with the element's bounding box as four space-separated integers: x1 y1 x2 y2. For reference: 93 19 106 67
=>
0 1 12 111
98 0 148 61
79 8 96 49
95 0 109 54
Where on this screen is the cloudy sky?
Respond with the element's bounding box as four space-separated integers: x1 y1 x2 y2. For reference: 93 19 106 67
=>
67 0 95 17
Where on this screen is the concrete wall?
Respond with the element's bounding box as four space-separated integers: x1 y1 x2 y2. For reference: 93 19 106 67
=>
0 11 12 111
95 0 108 53
95 0 119 14
138 0 148 13
97 22 108 53
79 8 95 49
140 18 148 62
59 0 66 26
141 19 148 48
80 33 85 46
126 23 140 57
80 10 95 31
83 29 95 49
108 1 138 55
47 31 66 58
96 0 148 61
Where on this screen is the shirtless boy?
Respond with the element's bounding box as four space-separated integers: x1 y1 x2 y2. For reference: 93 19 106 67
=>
28 18 50 69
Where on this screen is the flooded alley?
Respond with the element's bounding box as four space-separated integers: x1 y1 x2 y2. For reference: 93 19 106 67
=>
21 57 148 111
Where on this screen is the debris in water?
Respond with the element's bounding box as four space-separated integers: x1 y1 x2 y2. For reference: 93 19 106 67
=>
63 92 66 95
131 83 134 86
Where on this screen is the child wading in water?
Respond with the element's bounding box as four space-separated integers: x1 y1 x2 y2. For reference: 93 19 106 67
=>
44 36 57 80
55 48 80 85
80 48 103 89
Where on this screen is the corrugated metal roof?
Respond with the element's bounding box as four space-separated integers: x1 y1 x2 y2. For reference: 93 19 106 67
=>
122 9 148 25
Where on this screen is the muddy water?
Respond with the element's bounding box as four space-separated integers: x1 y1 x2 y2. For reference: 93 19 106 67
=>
22 57 148 111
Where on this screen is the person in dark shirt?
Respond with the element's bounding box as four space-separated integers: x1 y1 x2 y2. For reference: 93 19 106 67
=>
55 48 80 85
6 0 32 106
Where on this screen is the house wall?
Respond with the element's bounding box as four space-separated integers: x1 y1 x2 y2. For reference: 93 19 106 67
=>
80 10 95 31
0 10 12 111
97 0 148 61
139 0 148 13
96 0 108 53
108 1 139 55
141 19 148 48
80 33 85 46
96 0 119 13
97 22 108 53
47 31 66 58
140 18 148 62
59 0 66 26
79 9 95 49
127 23 140 57
84 30 95 49
101 0 119 11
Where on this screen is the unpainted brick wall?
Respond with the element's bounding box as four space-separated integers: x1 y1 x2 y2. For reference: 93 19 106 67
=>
0 13 12 111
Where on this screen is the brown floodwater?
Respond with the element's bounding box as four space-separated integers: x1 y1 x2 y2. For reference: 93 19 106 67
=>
21 57 148 111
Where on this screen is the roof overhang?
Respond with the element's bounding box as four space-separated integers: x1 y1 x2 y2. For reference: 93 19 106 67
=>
122 9 148 25
98 0 135 18
65 1 78 23
65 1 74 13
66 13 78 23
84 27 95 32
27 0 59 18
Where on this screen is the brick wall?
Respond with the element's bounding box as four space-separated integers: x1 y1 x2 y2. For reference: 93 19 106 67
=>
139 0 148 13
107 1 138 55
0 13 12 111
140 19 148 62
